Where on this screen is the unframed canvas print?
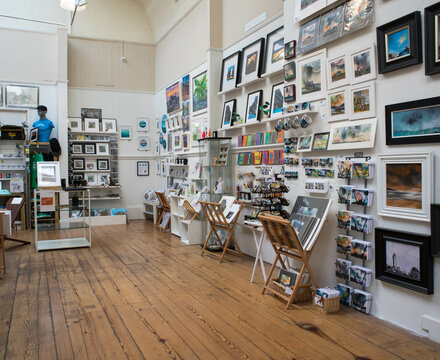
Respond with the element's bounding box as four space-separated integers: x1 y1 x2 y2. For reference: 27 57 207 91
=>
318 4 344 46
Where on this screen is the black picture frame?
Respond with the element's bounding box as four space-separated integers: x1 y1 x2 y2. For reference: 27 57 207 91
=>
97 159 109 170
221 99 236 128
219 51 241 92
72 158 85 170
431 204 440 257
245 89 262 123
285 40 296 60
284 61 296 82
376 11 422 74
385 96 440 145
84 143 96 154
425 2 440 75
30 127 39 142
283 84 295 103
240 38 265 82
375 227 433 295
264 26 284 74
137 161 149 176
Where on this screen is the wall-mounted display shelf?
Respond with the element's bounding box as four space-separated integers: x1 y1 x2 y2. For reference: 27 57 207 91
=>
232 143 284 152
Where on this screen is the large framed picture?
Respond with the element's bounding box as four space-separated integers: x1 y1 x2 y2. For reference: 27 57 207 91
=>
375 227 433 295
327 87 349 122
376 11 422 74
294 0 326 23
377 153 433 222
350 81 375 120
192 71 208 115
385 96 440 145
221 99 236 128
264 26 284 74
219 51 241 93
425 2 440 75
240 38 265 85
270 82 284 118
297 49 327 102
37 162 61 188
298 17 320 54
137 161 149 176
245 90 262 124
431 204 440 257
166 81 180 114
5 85 39 108
328 118 377 151
327 53 350 90
350 44 377 84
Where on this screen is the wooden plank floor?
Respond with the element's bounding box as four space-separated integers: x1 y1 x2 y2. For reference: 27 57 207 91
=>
1 221 439 360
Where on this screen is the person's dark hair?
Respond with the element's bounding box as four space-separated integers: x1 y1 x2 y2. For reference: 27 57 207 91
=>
37 105 47 111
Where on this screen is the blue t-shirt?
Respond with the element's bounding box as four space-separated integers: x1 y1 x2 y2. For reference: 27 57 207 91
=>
33 119 54 143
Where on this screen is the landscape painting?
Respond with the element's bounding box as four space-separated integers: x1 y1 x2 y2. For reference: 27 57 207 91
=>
385 163 422 209
330 57 346 82
332 123 372 145
353 88 370 114
330 92 346 115
301 59 321 95
192 71 208 114
353 50 371 78
386 25 411 62
391 104 440 139
301 0 319 11
166 82 180 113
385 240 420 281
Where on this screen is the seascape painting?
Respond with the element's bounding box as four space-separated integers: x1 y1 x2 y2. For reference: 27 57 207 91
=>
391 104 440 139
386 163 422 209
385 240 420 281
331 57 346 82
386 25 411 62
330 93 345 115
301 59 321 95
332 123 372 144
353 50 371 78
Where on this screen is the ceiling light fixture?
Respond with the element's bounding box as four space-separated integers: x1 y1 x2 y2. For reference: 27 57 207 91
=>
60 0 87 25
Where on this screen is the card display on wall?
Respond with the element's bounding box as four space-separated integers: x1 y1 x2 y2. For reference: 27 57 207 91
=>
284 61 296 82
375 227 433 294
270 82 284 118
327 53 349 89
298 49 327 102
138 136 150 151
377 153 433 222
285 40 296 60
319 4 344 46
298 17 320 53
96 143 109 155
264 26 284 74
222 99 236 128
102 119 117 133
328 118 377 151
137 161 149 176
245 90 262 124
85 118 99 132
220 51 241 93
350 81 375 120
240 38 265 84
119 125 132 140
343 0 373 34
385 96 440 145
377 11 422 74
351 44 376 84
5 85 39 108
137 117 149 131
294 0 326 23
192 71 208 115
327 87 349 122
69 118 83 132
166 81 180 113
425 2 440 75
181 74 190 101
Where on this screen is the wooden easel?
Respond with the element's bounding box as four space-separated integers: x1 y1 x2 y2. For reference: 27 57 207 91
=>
258 214 318 309
182 200 200 223
4 198 30 245
155 191 171 231
0 213 6 277
200 200 244 263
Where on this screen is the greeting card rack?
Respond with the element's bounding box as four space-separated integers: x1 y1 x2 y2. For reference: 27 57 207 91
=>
250 181 290 219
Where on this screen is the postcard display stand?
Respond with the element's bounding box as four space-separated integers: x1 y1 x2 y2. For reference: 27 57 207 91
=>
68 113 126 226
336 155 374 314
34 189 91 251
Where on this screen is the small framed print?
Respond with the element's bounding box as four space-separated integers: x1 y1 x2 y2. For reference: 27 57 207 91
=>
85 173 98 186
85 118 99 132
240 38 265 84
97 159 109 171
327 87 350 122
294 0 326 23
284 40 296 60
219 51 241 92
137 161 149 176
270 83 284 118
85 160 97 171
120 125 132 140
182 133 190 150
297 135 313 152
102 119 117 134
283 85 295 103
245 90 262 124
298 17 320 54
221 99 236 128
30 127 39 143
264 26 284 74
5 85 39 108
138 136 150 151
137 117 149 131
327 53 349 90
298 49 327 102
351 44 377 84
284 61 296 82
84 143 96 154
96 143 109 155
192 71 208 115
167 132 173 153
69 118 82 132
173 132 182 151
350 81 375 120
98 174 110 185
377 11 422 74
73 158 85 170
72 144 83 154
318 4 344 46
425 2 440 75
312 132 330 151
166 81 180 114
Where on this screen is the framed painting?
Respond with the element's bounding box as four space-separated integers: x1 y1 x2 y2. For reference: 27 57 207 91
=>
318 4 344 46
72 144 83 154
377 153 433 222
294 0 326 23
137 161 149 176
73 158 85 170
37 162 60 188
285 40 296 60
191 117 205 147
385 96 440 145
297 49 327 102
119 125 132 140
85 173 98 186
240 38 265 84
297 135 313 152
219 51 241 93
69 118 82 132
167 132 173 154
270 82 284 118
245 90 262 124
298 17 320 54
5 85 39 108
377 11 422 74
351 44 377 84
97 159 109 171
181 74 190 101
343 0 374 35
192 71 208 115
375 227 433 295
312 132 330 150
84 143 96 154
221 99 236 128
327 53 349 89
174 132 182 151
283 84 295 103
166 81 180 114
84 118 99 132
350 81 375 120
85 159 97 171
137 117 149 131
431 204 440 257
182 133 190 150
138 136 150 151
425 2 440 75
284 61 296 82
102 119 117 134
96 143 109 155
327 87 350 122
328 118 377 151
264 26 284 74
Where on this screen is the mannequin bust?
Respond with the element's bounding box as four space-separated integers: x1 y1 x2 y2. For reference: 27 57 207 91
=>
33 105 55 143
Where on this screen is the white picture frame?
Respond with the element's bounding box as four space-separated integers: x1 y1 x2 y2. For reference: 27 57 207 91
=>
327 87 350 122
294 0 327 23
98 173 110 186
350 44 377 85
327 53 350 89
85 160 97 171
297 49 327 102
119 125 132 140
138 136 150 151
102 119 117 134
328 118 377 151
96 143 109 155
85 173 98 186
377 152 433 222
84 118 99 132
37 162 61 188
137 117 149 131
174 132 182 151
155 141 160 156
350 81 376 120
297 135 313 152
69 118 82 132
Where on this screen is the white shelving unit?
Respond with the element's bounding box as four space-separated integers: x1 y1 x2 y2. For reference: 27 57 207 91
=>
180 218 205 245
170 194 187 237
143 200 159 224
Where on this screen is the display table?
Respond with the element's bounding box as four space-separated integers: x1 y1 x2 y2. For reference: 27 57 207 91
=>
243 219 267 283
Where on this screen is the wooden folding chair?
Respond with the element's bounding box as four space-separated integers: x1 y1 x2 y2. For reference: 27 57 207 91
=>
259 214 319 309
155 191 171 231
4 197 30 245
182 200 200 223
200 200 244 263
0 213 7 277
